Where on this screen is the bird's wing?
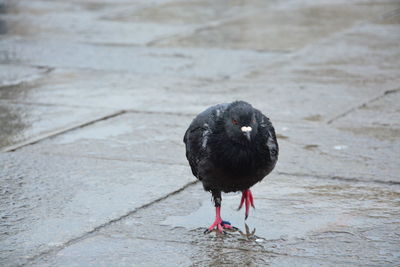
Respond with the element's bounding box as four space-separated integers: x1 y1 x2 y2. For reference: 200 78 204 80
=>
183 103 228 179
183 122 211 179
256 111 279 161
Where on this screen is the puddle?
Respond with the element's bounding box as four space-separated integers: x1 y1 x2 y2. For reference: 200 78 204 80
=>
161 191 341 241
161 194 242 231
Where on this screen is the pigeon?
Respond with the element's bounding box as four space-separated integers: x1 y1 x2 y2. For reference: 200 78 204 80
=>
183 101 279 233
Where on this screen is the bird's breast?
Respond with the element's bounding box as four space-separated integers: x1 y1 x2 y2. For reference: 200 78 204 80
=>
212 144 268 176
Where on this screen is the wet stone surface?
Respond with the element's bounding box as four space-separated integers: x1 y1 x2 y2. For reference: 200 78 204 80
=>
0 152 193 265
14 106 399 183
0 64 50 87
0 38 280 79
155 0 400 51
30 176 400 266
332 90 400 142
1 0 400 266
18 112 190 165
0 101 117 150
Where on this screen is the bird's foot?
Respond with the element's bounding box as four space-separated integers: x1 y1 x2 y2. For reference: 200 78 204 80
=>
237 189 255 220
204 219 236 234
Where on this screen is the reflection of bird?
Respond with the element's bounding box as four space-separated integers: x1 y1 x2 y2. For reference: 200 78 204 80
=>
238 223 256 240
184 101 278 233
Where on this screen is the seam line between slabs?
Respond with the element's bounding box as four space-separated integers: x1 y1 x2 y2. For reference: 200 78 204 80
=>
21 180 199 266
277 171 400 186
1 109 195 153
326 88 400 125
1 110 127 152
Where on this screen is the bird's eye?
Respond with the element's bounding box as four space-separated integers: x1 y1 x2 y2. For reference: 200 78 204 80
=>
232 119 239 125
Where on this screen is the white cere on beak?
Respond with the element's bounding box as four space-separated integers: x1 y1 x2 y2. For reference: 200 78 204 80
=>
241 126 252 132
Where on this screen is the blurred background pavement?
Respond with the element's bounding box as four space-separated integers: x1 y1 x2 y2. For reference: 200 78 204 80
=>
0 0 399 266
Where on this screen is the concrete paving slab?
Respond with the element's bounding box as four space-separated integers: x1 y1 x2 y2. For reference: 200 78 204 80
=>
29 175 400 266
0 64 51 87
192 80 388 124
331 90 400 141
0 100 117 150
32 234 348 267
0 152 194 265
244 19 400 84
233 21 400 122
2 20 397 123
3 5 192 46
0 38 280 78
105 0 247 25
18 109 399 183
32 236 195 267
0 0 399 266
155 1 400 51
0 65 394 125
0 68 229 113
274 120 400 183
18 112 190 165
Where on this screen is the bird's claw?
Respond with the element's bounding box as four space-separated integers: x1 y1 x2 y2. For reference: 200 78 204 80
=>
204 228 228 235
204 228 212 234
237 189 255 219
204 219 235 234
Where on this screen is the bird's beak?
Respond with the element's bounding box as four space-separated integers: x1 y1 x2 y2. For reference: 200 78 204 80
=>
241 126 252 141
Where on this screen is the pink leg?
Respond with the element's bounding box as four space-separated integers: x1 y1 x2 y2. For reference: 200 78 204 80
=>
237 189 255 219
205 206 233 234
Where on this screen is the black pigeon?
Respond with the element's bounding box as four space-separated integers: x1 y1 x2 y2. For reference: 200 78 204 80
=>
183 101 279 233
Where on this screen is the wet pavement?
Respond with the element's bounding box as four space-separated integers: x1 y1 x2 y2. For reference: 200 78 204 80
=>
1 0 399 266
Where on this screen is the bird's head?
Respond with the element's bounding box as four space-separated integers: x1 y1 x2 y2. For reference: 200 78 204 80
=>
223 101 258 144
